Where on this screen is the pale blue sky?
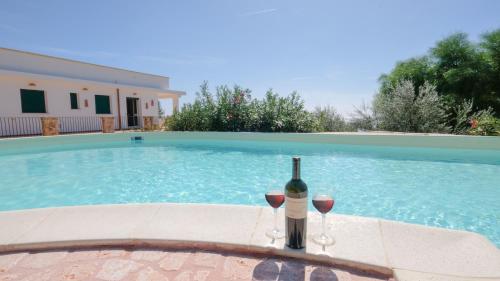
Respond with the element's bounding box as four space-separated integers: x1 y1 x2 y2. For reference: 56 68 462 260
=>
1 0 499 115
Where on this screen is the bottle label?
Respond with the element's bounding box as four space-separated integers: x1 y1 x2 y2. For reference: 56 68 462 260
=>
285 196 307 219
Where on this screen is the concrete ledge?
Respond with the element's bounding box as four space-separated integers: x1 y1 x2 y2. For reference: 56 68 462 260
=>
1 131 500 151
380 220 500 278
0 203 499 280
393 269 500 281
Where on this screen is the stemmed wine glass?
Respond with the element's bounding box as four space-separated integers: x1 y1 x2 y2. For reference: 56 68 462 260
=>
265 189 285 239
312 192 335 246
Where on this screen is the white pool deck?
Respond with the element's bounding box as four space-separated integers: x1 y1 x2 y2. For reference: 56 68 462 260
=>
0 203 499 281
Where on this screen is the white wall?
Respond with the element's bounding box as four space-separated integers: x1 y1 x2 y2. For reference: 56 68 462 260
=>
0 48 170 90
0 74 114 117
0 71 161 135
0 72 160 117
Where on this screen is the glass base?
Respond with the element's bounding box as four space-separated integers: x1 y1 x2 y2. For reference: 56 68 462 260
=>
312 233 335 246
266 228 285 239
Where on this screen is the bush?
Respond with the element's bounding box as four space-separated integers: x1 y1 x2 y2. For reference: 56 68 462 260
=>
373 80 448 133
167 82 316 133
468 111 500 136
448 99 474 134
313 106 352 132
166 80 499 135
445 99 500 136
350 102 376 131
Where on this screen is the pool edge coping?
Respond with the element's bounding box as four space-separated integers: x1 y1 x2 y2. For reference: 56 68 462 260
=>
1 131 500 151
0 203 499 280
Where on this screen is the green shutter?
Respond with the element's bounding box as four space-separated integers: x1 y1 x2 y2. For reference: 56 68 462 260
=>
20 89 46 113
95 95 111 114
70 93 78 109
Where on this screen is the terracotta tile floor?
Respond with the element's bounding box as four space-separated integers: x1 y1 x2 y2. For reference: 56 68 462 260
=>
0 248 393 281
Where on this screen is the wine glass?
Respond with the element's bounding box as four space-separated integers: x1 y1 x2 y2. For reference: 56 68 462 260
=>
265 189 285 239
312 192 335 246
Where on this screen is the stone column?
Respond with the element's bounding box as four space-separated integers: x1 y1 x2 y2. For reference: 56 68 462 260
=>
172 97 179 113
101 117 115 133
143 116 153 131
41 117 59 136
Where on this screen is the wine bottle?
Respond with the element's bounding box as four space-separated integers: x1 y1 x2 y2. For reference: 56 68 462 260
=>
285 157 308 249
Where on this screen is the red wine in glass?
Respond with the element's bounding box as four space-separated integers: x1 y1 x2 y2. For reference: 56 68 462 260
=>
265 190 285 239
265 190 285 208
312 193 335 246
312 194 334 214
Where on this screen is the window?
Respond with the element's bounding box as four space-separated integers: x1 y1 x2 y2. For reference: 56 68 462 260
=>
95 95 111 114
70 93 78 109
20 89 46 113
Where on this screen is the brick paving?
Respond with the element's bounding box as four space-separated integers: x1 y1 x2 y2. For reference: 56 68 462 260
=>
0 248 393 281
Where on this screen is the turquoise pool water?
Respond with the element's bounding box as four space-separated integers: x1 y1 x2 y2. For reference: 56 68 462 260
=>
0 137 499 246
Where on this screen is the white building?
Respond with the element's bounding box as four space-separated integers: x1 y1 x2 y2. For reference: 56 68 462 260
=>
0 47 185 137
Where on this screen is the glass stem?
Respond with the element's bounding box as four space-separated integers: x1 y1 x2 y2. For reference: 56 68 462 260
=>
321 213 326 237
273 208 278 232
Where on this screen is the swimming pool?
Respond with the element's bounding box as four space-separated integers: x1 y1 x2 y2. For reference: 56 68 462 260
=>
0 132 499 246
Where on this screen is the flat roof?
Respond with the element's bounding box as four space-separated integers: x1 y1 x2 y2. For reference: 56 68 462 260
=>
0 68 185 96
0 47 169 80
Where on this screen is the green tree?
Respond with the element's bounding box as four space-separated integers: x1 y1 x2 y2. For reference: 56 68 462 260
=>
379 56 434 97
379 30 500 119
480 30 500 113
431 33 490 109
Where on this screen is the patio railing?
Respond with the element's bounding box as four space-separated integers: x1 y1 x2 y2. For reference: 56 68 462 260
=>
0 117 43 137
0 116 156 138
59 116 102 134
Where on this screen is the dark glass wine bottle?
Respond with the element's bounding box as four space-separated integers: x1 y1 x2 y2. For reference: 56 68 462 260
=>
285 157 308 249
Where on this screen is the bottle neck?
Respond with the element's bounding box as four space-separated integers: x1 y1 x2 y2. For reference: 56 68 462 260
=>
292 158 300 180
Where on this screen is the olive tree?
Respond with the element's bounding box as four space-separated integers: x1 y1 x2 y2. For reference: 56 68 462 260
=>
373 80 448 133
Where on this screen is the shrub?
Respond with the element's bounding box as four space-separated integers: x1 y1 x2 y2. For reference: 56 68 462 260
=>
166 80 499 135
350 102 376 131
373 80 448 133
313 106 352 132
166 83 316 133
446 99 500 136
448 99 474 134
468 111 500 136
